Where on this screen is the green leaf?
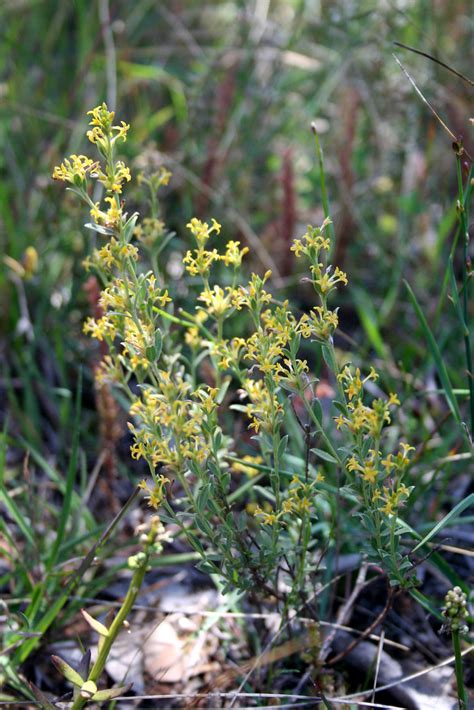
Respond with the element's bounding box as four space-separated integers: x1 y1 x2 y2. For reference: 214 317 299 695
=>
196 560 219 575
84 222 115 235
92 684 133 702
51 655 84 687
448 256 468 335
311 397 323 423
321 344 337 372
216 377 231 404
352 286 389 359
405 280 462 423
186 532 205 555
195 517 214 537
154 329 163 359
409 589 444 622
0 425 35 547
411 494 474 553
332 400 346 415
195 485 210 513
277 435 289 460
81 609 109 637
310 448 338 464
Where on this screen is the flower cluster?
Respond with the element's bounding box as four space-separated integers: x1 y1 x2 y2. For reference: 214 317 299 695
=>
241 378 283 434
292 220 347 297
129 375 218 484
292 220 346 341
53 102 135 246
94 161 131 195
86 103 130 149
52 154 98 186
53 103 419 600
254 474 324 525
335 366 400 437
183 218 222 277
335 365 413 517
83 272 170 371
232 271 273 315
442 586 470 634
83 238 139 272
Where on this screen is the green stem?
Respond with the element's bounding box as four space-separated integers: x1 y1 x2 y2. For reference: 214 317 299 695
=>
299 391 341 465
452 629 468 710
311 123 336 252
455 155 474 437
71 530 154 710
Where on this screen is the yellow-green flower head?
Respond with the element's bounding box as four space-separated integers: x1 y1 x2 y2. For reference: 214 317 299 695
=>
197 285 235 318
96 161 131 194
221 240 249 268
138 475 170 510
291 219 332 258
442 587 469 633
183 247 220 277
52 154 98 186
186 217 221 246
86 102 130 146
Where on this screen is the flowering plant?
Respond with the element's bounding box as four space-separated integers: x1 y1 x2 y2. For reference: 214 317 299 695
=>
53 103 418 607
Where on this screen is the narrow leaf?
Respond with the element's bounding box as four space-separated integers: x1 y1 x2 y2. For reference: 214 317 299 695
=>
448 256 468 335
311 448 339 465
92 684 133 702
352 286 388 359
405 280 461 423
412 494 474 553
28 683 56 710
51 655 84 687
81 609 109 637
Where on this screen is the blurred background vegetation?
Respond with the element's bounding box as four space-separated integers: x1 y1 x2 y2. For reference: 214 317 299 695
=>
0 0 473 702
1 0 472 468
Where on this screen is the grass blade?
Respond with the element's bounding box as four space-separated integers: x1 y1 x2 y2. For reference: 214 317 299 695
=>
405 280 462 424
411 494 474 554
46 370 82 571
0 427 35 547
15 486 140 664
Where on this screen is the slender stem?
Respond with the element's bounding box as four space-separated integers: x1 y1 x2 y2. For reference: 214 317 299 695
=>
455 155 474 437
71 529 155 710
299 392 341 464
311 123 336 251
452 629 468 710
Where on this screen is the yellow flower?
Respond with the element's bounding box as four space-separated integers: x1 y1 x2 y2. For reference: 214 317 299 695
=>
346 456 361 472
362 461 378 484
335 414 346 429
381 454 395 473
183 247 220 277
186 217 221 246
52 154 97 185
254 506 282 526
198 285 234 318
380 497 395 516
221 240 249 267
83 316 116 341
86 103 130 146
